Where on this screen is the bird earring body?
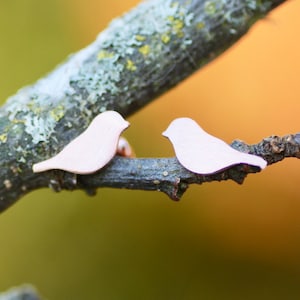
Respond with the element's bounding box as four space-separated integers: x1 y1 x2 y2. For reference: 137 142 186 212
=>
33 111 130 174
163 118 266 174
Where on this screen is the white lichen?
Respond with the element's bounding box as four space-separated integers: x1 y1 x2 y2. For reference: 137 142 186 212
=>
1 0 195 145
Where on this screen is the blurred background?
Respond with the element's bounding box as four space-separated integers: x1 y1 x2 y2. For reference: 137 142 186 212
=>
0 1 300 299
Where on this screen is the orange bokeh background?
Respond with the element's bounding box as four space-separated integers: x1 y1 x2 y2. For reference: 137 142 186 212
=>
71 0 300 264
0 1 300 299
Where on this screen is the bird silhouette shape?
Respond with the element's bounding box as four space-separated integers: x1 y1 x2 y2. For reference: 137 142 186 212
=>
33 111 130 174
162 118 267 174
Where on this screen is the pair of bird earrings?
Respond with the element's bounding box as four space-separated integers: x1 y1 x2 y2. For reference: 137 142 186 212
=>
33 111 267 175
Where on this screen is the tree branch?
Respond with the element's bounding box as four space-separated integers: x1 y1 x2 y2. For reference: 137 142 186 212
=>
0 285 41 300
4 132 298 209
0 0 288 212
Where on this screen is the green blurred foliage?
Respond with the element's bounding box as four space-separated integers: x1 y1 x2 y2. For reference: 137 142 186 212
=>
0 1 300 299
0 0 72 100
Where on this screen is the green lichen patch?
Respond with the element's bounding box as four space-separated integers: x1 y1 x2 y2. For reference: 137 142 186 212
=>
97 50 115 60
196 21 205 30
204 1 217 15
138 45 150 56
0 134 7 143
50 105 65 122
161 33 171 44
4 91 67 144
126 59 137 71
135 35 146 42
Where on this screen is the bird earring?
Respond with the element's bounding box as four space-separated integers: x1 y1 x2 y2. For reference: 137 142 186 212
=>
32 111 131 174
162 117 266 174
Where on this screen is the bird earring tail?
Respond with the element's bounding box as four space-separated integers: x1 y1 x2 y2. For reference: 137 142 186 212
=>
162 117 267 175
32 111 130 174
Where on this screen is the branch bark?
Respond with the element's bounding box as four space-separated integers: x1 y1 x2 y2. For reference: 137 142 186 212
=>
8 132 298 208
0 0 288 212
0 285 41 300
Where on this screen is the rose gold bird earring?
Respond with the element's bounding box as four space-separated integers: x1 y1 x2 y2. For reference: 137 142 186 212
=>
162 117 266 174
33 111 131 174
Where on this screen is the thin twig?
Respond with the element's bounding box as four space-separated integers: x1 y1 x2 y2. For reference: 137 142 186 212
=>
17 133 299 203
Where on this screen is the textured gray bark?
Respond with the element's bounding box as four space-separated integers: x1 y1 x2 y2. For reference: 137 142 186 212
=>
0 285 41 300
0 0 288 212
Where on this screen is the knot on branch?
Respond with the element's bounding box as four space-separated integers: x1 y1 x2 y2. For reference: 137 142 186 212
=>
232 134 300 165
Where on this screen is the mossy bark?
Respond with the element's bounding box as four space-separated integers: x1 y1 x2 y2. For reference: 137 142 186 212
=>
0 0 287 212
